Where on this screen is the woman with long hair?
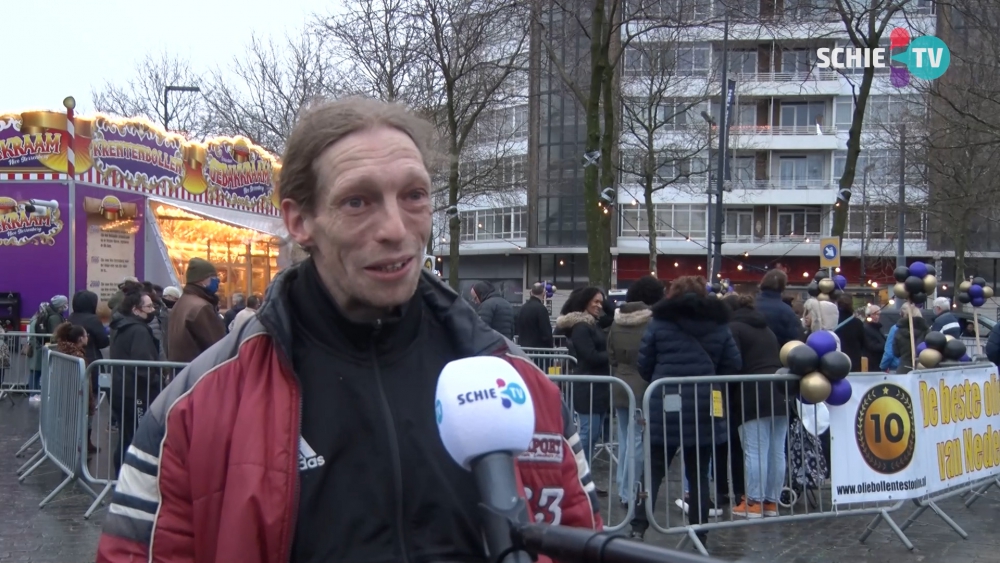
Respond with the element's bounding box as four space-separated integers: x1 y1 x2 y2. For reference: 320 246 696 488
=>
630 276 742 545
555 286 610 468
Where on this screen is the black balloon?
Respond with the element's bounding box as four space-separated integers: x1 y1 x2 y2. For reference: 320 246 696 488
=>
819 351 853 381
712 283 722 293
831 289 844 301
807 283 820 297
958 292 972 304
911 292 927 304
973 277 987 287
924 331 948 352
814 270 829 281
787 344 820 377
905 276 925 295
894 266 911 283
926 265 936 276
944 338 967 361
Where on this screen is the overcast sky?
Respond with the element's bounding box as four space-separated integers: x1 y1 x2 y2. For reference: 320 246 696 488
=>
2 0 333 114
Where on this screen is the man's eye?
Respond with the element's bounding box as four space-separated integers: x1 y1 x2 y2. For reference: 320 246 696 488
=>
344 197 365 209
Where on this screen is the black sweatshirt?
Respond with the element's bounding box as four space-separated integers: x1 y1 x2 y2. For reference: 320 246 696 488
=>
288 261 487 563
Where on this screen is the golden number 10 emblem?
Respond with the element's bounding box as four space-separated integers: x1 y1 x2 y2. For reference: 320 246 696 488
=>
855 383 916 474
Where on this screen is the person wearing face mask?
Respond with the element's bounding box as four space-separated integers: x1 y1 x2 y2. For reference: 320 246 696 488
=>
109 291 164 476
166 258 226 363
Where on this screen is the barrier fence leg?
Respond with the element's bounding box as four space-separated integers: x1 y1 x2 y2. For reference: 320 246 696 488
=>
964 477 1000 508
38 474 75 508
18 453 49 482
858 508 914 551
84 482 115 519
14 431 39 458
16 449 44 475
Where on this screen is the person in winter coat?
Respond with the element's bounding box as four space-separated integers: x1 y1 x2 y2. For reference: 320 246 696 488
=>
515 283 553 348
556 287 611 467
471 281 515 340
223 293 246 334
755 270 803 346
53 322 98 453
107 276 140 312
834 295 867 372
722 294 789 519
159 286 182 359
110 291 165 476
930 297 962 337
986 326 1000 365
167 258 226 363
606 276 663 507
69 291 110 366
27 295 69 398
893 303 929 374
631 276 742 544
802 297 839 335
863 305 887 372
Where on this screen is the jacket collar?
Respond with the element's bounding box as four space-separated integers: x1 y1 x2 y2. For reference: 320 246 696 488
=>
614 303 651 326
257 260 510 366
183 283 220 307
555 311 597 332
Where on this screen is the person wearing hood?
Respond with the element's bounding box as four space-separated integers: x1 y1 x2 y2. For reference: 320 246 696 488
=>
607 275 663 508
27 295 69 400
470 281 515 340
802 298 839 334
723 294 790 519
893 303 929 374
630 276 742 544
863 305 887 372
110 291 164 476
834 294 866 372
555 287 611 468
167 258 226 363
108 276 140 312
69 290 110 366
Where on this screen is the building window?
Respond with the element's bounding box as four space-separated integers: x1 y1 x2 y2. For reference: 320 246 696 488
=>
458 206 528 242
724 208 754 241
835 97 853 131
459 154 526 188
864 95 925 127
468 104 529 144
778 154 825 187
846 206 925 240
781 49 813 75
676 44 712 76
776 208 822 238
619 203 708 239
779 102 826 129
725 49 757 75
833 149 923 185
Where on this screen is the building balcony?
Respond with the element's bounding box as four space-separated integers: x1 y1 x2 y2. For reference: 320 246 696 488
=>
727 125 843 150
731 71 843 97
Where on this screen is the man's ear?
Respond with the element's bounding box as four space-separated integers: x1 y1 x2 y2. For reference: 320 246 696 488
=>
282 199 313 249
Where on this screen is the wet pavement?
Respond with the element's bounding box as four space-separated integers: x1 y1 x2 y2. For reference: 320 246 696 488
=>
3 397 1000 562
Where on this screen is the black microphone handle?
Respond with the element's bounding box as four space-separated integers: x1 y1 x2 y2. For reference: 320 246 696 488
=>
516 523 722 563
472 452 534 563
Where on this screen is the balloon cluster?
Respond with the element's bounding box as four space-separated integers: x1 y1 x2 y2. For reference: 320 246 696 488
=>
957 277 993 308
915 331 971 368
806 271 847 302
892 261 937 304
706 279 735 298
778 331 853 406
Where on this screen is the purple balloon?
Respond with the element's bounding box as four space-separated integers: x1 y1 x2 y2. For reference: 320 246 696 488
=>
916 342 928 354
972 296 986 308
969 284 985 299
961 354 972 362
807 330 838 357
706 283 714 293
909 261 928 279
834 275 847 290
826 378 853 406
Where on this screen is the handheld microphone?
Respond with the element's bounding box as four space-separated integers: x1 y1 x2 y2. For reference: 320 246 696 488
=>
435 356 536 563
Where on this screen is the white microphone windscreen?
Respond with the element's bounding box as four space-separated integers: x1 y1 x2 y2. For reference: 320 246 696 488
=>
435 356 536 470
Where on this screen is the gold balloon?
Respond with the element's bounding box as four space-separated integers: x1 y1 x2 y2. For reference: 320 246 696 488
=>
960 281 972 292
800 372 832 404
780 340 805 367
984 286 995 299
918 348 943 369
945 335 955 342
923 275 938 294
894 282 909 299
818 279 836 294
817 293 830 301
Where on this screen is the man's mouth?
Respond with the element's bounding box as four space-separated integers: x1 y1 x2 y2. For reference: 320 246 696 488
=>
366 257 413 273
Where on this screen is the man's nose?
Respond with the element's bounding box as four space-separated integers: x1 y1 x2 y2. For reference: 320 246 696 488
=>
374 199 407 243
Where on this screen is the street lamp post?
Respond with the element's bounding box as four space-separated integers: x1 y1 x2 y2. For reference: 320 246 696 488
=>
701 111 716 275
163 85 201 131
860 163 875 286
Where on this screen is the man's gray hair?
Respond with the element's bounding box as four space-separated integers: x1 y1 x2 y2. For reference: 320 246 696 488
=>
531 283 544 296
934 297 951 310
232 293 246 305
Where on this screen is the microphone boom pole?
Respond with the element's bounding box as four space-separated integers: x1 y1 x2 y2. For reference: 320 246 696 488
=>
514 523 723 563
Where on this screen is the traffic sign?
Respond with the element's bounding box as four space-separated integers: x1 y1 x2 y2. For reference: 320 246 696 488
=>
819 237 841 269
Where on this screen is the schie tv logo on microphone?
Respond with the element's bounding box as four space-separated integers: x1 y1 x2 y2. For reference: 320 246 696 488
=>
816 28 950 87
456 378 528 409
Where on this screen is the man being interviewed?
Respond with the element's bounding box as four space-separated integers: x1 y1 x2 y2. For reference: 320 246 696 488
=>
96 98 601 563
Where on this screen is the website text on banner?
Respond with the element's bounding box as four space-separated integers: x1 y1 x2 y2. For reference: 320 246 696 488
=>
831 365 1000 504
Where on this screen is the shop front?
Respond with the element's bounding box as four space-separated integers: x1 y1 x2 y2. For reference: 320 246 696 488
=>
0 104 288 328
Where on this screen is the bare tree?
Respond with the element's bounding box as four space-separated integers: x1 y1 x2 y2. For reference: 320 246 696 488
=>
618 31 715 273
202 31 341 155
92 52 210 137
410 0 530 289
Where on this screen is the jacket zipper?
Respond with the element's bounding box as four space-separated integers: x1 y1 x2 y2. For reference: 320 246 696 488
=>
279 348 302 563
371 319 412 563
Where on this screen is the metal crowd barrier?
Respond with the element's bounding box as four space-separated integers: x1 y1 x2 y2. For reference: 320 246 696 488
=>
524 350 576 375
18 351 98 508
1 331 53 403
80 359 188 518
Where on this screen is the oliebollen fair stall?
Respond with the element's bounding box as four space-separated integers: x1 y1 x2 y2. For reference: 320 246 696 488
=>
0 97 292 330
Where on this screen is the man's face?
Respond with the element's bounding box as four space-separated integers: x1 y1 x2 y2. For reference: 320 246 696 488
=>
470 288 480 304
285 126 432 318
